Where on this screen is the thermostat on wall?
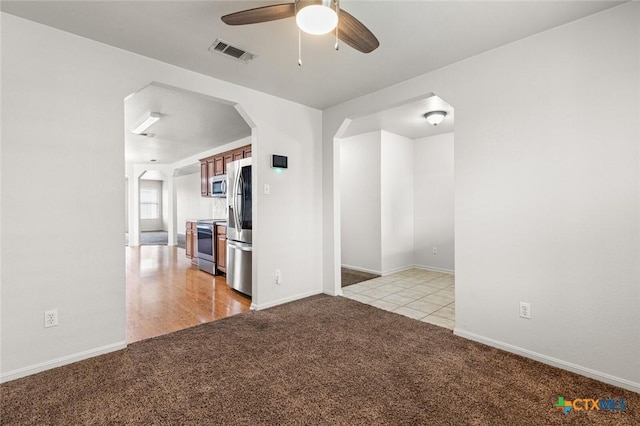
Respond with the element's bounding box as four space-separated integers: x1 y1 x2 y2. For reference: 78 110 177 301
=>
271 155 288 169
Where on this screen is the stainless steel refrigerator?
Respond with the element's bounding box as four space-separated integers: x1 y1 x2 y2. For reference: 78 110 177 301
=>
226 157 252 296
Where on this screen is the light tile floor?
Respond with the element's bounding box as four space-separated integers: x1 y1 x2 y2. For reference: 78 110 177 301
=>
342 268 455 330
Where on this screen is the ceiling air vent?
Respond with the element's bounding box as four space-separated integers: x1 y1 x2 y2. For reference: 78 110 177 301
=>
209 39 257 63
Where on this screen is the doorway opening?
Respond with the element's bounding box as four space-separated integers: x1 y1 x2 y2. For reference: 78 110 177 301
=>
335 94 456 330
123 82 254 343
124 170 170 246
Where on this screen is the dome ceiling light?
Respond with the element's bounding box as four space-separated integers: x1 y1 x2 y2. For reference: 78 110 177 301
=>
296 2 338 35
424 111 447 127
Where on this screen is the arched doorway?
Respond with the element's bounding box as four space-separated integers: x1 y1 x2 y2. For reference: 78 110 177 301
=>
123 82 255 343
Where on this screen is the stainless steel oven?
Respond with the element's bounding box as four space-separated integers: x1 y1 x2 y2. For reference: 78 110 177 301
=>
196 220 215 274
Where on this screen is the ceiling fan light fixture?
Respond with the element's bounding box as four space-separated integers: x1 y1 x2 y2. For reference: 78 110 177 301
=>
296 4 338 35
424 111 447 127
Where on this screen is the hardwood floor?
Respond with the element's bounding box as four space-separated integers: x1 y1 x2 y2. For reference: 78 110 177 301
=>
126 245 251 343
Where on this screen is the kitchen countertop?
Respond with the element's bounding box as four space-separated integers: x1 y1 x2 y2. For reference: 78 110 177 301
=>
188 219 226 224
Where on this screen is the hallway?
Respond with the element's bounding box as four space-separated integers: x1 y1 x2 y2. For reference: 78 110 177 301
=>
126 245 251 343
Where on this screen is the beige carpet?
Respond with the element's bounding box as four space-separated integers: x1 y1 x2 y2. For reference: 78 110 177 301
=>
1 295 637 425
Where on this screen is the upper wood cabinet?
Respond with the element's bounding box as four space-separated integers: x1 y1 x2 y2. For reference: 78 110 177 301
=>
214 157 224 176
223 154 233 174
200 162 208 196
200 158 216 196
200 144 251 197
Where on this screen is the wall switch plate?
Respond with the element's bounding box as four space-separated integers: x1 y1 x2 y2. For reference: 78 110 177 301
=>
432 247 438 255
275 269 281 285
44 309 58 328
264 184 270 195
519 302 531 319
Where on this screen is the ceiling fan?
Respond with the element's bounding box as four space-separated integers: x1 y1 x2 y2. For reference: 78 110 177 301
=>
221 0 379 54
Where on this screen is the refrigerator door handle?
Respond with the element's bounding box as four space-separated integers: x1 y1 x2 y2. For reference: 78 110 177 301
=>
228 240 253 252
233 168 242 233
238 171 245 228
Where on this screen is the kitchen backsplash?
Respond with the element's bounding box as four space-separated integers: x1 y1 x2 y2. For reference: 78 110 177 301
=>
212 197 227 220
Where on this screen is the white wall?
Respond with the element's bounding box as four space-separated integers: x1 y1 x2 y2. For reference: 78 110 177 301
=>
125 177 129 233
340 131 381 273
175 172 216 230
1 13 323 381
340 130 415 276
381 131 414 274
139 179 165 232
161 179 169 232
414 133 455 273
324 3 640 391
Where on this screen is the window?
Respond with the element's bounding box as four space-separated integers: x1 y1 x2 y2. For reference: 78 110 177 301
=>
140 189 160 219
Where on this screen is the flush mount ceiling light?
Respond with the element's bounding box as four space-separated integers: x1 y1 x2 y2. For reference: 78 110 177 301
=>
296 2 338 35
131 112 161 135
424 111 447 127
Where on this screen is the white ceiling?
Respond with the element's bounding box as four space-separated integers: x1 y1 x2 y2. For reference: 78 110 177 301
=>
341 94 454 140
2 1 625 166
1 0 625 110
124 83 250 165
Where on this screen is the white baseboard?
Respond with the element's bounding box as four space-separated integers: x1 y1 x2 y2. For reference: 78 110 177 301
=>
251 289 323 310
454 329 640 394
413 264 455 275
0 341 127 383
341 264 382 275
341 264 455 276
381 265 415 276
326 287 343 297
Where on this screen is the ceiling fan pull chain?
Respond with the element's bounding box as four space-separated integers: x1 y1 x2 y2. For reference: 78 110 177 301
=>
295 0 302 66
298 27 302 66
335 0 340 50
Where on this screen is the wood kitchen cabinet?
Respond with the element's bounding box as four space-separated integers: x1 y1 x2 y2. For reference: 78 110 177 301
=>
223 154 233 174
200 159 216 196
216 224 227 274
214 156 224 176
200 163 208 196
200 144 252 197
185 221 198 266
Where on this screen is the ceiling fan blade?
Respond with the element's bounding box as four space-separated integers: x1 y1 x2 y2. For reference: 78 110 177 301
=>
338 9 379 53
221 3 296 26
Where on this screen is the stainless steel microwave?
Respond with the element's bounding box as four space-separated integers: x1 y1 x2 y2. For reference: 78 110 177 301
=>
211 175 227 197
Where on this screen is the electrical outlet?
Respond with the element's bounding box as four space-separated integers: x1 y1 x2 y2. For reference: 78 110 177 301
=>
44 309 58 328
519 302 531 319
275 269 281 285
432 247 438 255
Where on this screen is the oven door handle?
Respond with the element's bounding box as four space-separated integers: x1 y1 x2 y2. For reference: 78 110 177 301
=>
196 225 213 234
